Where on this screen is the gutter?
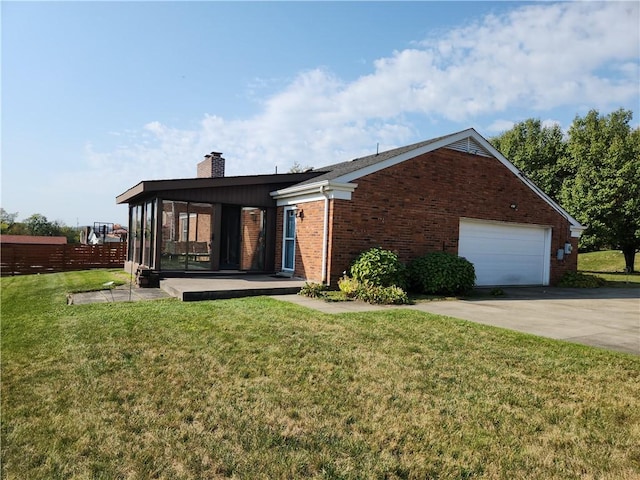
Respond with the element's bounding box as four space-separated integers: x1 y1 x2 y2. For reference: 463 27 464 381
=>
321 185 330 284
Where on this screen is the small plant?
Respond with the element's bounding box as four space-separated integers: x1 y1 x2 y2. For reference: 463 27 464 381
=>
408 252 476 295
338 275 360 298
355 284 410 305
557 272 605 288
350 247 406 288
298 282 327 298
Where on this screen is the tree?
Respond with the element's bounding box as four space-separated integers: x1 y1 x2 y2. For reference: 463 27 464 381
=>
1 208 19 234
23 213 62 237
490 119 568 201
561 109 640 272
288 161 312 173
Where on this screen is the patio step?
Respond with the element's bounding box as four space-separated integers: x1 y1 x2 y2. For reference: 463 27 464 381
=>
160 275 306 302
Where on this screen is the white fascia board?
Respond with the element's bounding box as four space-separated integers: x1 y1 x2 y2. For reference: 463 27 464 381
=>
271 181 357 207
570 225 587 238
463 131 585 231
329 127 584 231
333 128 477 183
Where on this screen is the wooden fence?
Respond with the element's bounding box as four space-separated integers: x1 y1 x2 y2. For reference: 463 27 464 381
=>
1 243 127 276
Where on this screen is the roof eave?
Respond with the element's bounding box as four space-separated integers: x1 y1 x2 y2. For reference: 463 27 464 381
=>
271 180 358 206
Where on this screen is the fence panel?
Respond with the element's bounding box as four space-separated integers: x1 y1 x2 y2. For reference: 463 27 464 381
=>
0 243 127 276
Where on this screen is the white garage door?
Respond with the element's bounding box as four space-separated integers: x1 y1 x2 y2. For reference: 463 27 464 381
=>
458 219 551 286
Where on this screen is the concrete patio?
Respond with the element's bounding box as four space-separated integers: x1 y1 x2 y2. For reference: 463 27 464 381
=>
160 275 307 301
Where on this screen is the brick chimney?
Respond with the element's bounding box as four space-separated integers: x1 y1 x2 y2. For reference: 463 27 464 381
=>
197 152 225 178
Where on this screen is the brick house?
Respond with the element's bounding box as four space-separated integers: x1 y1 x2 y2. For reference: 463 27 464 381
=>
117 129 584 286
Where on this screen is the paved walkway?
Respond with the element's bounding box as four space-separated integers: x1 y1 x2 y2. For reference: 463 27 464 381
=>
69 285 170 304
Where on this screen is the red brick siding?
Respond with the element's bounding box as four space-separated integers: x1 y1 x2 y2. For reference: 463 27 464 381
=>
326 148 577 285
274 202 327 281
276 147 578 285
292 201 326 281
240 208 264 271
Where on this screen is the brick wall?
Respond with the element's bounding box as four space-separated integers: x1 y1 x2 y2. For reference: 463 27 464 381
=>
325 147 577 285
275 147 578 285
291 201 326 281
240 208 265 271
273 202 327 281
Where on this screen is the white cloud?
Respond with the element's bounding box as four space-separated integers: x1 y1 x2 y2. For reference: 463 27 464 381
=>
89 1 639 184
486 119 515 133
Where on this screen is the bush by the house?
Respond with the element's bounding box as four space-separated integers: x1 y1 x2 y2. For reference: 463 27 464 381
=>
355 284 410 305
350 247 406 288
408 252 476 295
557 271 606 288
338 275 360 298
298 282 328 298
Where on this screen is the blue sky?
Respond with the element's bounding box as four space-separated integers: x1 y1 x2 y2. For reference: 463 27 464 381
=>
2 1 639 227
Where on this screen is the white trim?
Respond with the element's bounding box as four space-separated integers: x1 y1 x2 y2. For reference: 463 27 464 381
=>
272 181 357 207
570 225 587 238
271 129 584 247
321 187 330 284
327 128 584 232
333 129 478 183
459 216 553 230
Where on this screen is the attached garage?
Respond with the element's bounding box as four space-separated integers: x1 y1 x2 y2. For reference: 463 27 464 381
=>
458 219 551 286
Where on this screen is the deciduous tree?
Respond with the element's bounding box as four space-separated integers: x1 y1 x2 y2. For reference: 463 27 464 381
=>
490 119 568 201
561 109 639 272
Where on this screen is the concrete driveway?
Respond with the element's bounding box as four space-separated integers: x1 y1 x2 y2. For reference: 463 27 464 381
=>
410 287 639 355
281 287 639 355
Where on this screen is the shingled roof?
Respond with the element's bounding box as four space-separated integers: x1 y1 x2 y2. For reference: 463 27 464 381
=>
295 133 452 186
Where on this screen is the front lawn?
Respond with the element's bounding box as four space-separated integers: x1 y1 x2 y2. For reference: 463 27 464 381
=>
1 271 639 479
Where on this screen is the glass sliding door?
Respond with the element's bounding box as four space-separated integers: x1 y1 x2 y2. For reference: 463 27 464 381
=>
186 203 213 270
161 200 188 270
142 200 155 268
129 204 143 264
160 200 213 270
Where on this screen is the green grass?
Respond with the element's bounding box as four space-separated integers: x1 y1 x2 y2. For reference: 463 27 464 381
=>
2 271 640 479
578 250 640 286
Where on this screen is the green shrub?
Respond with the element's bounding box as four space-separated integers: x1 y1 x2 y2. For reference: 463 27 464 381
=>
350 247 406 288
338 276 360 298
298 282 327 298
408 252 476 295
355 284 410 305
557 272 605 288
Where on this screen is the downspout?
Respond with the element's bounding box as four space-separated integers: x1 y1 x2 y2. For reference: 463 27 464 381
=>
321 185 330 285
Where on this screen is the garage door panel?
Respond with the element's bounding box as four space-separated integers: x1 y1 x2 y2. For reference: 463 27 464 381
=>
459 220 550 286
466 237 543 255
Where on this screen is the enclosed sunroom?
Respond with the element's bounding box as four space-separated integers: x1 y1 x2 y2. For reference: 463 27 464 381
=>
116 153 320 277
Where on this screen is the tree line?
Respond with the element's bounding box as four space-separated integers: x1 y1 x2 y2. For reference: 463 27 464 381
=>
490 108 639 272
0 211 80 244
